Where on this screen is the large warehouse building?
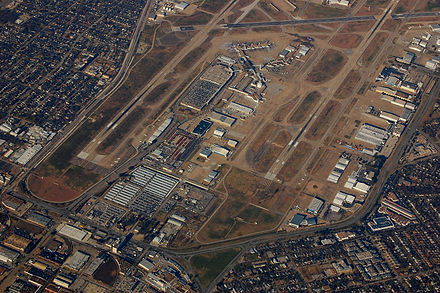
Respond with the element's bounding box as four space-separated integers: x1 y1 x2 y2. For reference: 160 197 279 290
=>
355 123 389 147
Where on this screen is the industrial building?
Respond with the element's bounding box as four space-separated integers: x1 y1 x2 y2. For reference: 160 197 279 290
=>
104 182 141 207
209 111 237 127
148 117 172 144
307 198 324 215
64 251 90 271
0 245 20 264
355 124 389 147
382 197 415 220
211 144 230 157
379 111 400 123
57 224 91 242
192 119 212 136
333 191 356 207
368 216 395 232
139 258 155 271
327 157 350 183
204 170 219 184
199 147 212 158
227 101 254 116
53 272 76 288
26 212 52 227
289 214 306 228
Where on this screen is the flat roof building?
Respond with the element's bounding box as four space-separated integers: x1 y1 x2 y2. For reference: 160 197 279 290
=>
289 214 306 228
0 245 19 264
57 224 90 242
209 111 237 127
307 198 324 215
65 251 90 271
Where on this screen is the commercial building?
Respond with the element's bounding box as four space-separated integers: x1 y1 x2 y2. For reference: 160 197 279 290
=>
333 191 355 207
57 224 90 242
192 119 212 136
199 148 212 158
382 197 415 220
368 216 394 232
307 198 324 215
53 272 76 288
204 170 219 184
380 111 400 123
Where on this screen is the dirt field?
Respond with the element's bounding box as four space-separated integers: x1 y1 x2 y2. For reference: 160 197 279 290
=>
334 70 361 99
360 32 388 67
259 0 289 20
277 142 313 182
273 97 298 122
394 0 415 13
305 100 341 140
355 5 382 16
365 0 391 8
251 123 277 153
93 255 119 286
197 168 282 242
200 0 228 13
255 130 290 173
340 20 375 33
296 24 333 33
330 34 363 49
303 3 348 18
289 91 321 124
242 8 270 22
307 49 347 83
28 174 81 203
382 19 401 32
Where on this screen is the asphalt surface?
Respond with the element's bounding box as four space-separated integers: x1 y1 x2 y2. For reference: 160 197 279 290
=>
222 15 376 28
391 11 440 19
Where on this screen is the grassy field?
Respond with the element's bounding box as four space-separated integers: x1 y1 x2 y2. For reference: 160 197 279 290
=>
289 91 321 124
307 49 346 83
277 142 313 182
334 70 361 99
191 248 241 288
198 168 281 242
305 100 341 140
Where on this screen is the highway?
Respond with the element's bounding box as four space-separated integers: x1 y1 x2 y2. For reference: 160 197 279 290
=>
222 15 376 28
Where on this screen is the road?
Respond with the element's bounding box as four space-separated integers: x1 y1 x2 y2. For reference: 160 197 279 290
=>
391 11 440 19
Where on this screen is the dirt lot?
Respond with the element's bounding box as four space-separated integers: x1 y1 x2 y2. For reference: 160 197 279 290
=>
334 70 361 99
289 91 321 124
360 32 388 67
28 174 80 203
307 49 347 83
305 100 341 140
277 142 313 182
330 34 363 49
340 20 375 33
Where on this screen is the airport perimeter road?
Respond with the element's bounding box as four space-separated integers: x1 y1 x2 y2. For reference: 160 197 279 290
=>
161 79 440 259
391 11 440 19
222 15 375 28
